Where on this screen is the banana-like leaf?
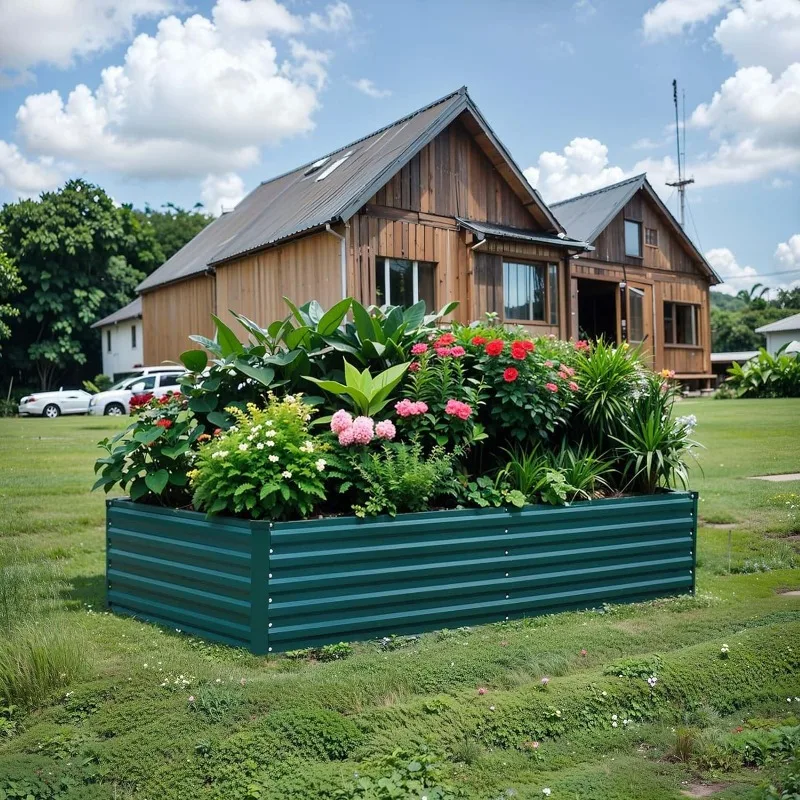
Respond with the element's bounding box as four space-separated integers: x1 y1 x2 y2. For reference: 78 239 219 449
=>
234 359 275 387
189 334 222 357
317 297 352 335
211 314 245 357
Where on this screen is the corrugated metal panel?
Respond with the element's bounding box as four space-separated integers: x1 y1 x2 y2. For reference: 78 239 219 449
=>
267 493 696 651
457 218 589 249
106 501 257 649
106 492 697 654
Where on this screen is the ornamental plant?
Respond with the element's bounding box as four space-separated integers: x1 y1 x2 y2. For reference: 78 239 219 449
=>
93 391 202 506
189 395 328 519
471 334 579 441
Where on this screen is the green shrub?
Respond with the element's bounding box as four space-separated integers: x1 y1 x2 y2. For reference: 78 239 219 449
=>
0 625 87 708
265 709 363 761
726 347 800 398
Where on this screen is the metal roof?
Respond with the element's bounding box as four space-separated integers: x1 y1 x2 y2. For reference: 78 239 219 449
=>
138 87 563 293
456 218 591 250
91 296 142 328
710 350 758 363
551 174 721 284
755 312 800 334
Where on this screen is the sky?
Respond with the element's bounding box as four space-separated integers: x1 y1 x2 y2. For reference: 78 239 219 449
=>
0 0 798 297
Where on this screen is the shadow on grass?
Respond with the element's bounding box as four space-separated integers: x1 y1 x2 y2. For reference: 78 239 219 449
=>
63 573 106 609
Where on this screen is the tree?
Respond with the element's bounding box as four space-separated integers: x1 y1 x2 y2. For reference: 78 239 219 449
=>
774 287 800 310
133 202 213 267
0 179 161 389
0 233 23 353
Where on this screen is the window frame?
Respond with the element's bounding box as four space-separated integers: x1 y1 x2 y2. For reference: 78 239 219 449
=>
106 330 112 353
375 257 436 309
663 301 699 347
131 324 137 349
501 259 559 325
645 227 659 248
624 219 643 258
628 286 646 344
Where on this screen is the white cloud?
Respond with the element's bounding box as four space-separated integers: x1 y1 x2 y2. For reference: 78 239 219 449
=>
775 234 800 271
573 0 596 22
705 246 761 295
714 0 800 75
524 138 627 203
0 0 182 79
771 177 793 188
643 0 731 40
201 172 246 215
308 1 353 32
0 140 65 197
351 78 391 99
12 3 336 180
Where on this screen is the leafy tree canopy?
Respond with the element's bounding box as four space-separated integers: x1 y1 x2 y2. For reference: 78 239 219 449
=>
0 179 161 389
0 232 24 352
133 202 213 267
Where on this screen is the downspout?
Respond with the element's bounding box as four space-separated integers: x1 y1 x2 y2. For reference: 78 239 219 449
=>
325 223 347 301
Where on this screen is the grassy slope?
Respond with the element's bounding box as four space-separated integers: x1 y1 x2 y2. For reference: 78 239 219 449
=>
0 401 798 799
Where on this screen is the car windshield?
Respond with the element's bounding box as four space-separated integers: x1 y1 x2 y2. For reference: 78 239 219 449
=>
108 376 139 391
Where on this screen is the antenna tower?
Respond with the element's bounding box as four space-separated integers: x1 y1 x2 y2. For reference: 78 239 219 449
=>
666 79 694 227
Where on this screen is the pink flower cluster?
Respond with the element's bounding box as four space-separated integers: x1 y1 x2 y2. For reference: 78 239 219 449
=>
444 399 472 420
331 411 395 446
434 345 466 358
410 343 428 355
395 399 428 417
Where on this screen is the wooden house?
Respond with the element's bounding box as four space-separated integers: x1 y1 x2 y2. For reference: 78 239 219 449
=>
552 175 721 387
137 87 590 363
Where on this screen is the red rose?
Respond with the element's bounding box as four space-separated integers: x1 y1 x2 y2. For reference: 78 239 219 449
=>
434 333 456 347
521 340 534 352
510 342 528 361
485 339 504 357
156 418 173 429
471 335 487 346
503 367 519 382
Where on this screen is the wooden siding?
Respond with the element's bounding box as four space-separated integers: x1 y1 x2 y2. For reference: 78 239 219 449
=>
215 232 342 330
142 275 215 365
369 118 537 228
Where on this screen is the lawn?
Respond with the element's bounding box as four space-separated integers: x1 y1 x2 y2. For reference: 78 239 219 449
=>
0 400 799 800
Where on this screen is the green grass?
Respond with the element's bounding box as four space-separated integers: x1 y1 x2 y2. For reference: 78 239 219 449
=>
0 401 799 799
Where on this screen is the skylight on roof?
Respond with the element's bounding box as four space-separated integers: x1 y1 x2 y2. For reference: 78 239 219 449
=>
315 152 352 181
303 157 330 177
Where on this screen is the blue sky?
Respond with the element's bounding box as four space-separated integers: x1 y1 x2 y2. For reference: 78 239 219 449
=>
0 0 798 295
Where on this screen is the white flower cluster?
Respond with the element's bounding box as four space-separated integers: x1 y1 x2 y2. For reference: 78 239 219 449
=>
676 414 698 434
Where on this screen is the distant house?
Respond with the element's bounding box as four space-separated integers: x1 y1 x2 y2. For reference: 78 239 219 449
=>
755 312 800 355
710 350 758 387
552 175 722 389
137 87 590 364
91 297 143 378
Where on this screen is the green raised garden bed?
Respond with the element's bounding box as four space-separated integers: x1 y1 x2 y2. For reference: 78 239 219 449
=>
106 491 698 654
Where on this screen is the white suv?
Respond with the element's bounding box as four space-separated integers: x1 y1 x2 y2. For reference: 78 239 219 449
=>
88 368 186 416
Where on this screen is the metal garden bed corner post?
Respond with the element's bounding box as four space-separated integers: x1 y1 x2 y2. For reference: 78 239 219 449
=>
690 490 699 596
249 519 272 655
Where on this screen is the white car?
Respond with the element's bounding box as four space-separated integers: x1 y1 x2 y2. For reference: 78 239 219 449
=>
88 368 187 416
18 388 93 418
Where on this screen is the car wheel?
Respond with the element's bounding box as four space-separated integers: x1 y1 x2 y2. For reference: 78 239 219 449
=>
105 403 125 416
42 404 61 419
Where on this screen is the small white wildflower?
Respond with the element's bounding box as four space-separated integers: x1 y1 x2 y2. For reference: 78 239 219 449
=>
212 450 229 459
229 426 238 432
623 719 631 726
721 644 729 654
612 721 618 727
285 395 295 403
489 705 496 711
268 455 279 463
542 790 551 797
282 470 293 479
647 676 657 688
601 691 607 697
266 440 275 447
555 710 561 717
315 458 326 472
264 420 273 427
256 443 264 450
238 443 248 452
611 714 617 721
265 429 276 438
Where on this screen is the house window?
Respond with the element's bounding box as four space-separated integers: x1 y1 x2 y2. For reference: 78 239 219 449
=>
106 330 111 352
503 261 546 321
624 220 642 257
548 263 559 325
629 287 645 343
664 302 698 345
645 227 658 247
131 324 137 349
375 257 435 309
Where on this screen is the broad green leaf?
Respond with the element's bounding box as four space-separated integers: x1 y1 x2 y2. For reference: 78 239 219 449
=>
211 314 245 357
285 325 311 350
206 411 231 428
263 349 302 366
351 300 376 343
169 472 189 486
317 297 352 335
133 427 165 445
306 300 324 324
145 469 169 495
129 478 149 501
161 442 189 459
383 305 404 338
180 349 208 372
370 361 410 400
234 359 275 387
189 394 217 413
283 297 312 326
402 300 426 330
343 360 364 392
230 311 270 344
320 337 364 360
189 334 222 357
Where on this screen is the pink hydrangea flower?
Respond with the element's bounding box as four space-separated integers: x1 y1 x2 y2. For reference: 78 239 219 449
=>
395 399 428 417
564 366 576 377
408 361 420 372
450 346 466 357
545 383 558 393
445 399 472 420
435 347 453 358
544 360 554 368
569 381 579 392
375 420 396 440
330 409 353 434
558 371 568 380
350 416 374 445
410 343 428 355
338 427 356 446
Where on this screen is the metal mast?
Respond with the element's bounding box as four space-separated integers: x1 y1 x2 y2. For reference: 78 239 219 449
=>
666 79 694 227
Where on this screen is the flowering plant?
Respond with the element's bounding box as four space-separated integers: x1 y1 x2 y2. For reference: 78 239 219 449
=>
190 395 328 519
472 335 579 440
93 391 202 506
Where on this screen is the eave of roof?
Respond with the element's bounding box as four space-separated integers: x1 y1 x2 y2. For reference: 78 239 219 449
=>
91 296 142 328
755 312 800 334
457 218 591 250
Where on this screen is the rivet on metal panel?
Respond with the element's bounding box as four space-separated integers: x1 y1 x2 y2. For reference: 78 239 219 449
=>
504 550 508 555
268 623 272 628
269 549 273 554
268 573 272 579
505 594 509 599
268 598 273 603
268 647 272 652
505 616 509 620
505 573 509 577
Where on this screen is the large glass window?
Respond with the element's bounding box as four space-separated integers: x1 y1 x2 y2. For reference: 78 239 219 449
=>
106 330 112 352
664 302 698 345
548 263 559 325
628 287 645 343
624 220 642 257
131 325 137 349
375 258 435 309
503 261 545 321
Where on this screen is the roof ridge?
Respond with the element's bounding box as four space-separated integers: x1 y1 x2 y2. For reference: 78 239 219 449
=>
550 173 646 207
254 86 467 191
